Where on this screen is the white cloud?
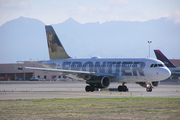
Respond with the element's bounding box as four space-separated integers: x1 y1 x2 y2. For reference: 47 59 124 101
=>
0 0 33 10
168 10 180 24
106 0 130 6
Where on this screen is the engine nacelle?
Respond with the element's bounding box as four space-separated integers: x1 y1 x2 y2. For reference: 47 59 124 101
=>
86 76 110 88
136 81 160 88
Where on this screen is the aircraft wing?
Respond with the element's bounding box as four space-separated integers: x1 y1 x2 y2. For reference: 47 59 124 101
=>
24 67 116 78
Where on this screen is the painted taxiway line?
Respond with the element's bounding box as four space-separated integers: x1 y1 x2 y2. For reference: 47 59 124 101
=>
64 95 93 99
60 92 134 97
1 91 135 99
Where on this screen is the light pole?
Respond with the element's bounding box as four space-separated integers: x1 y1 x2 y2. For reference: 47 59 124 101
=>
148 41 152 58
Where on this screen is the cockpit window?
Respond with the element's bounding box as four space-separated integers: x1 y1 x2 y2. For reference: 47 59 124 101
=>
158 64 164 67
150 64 164 68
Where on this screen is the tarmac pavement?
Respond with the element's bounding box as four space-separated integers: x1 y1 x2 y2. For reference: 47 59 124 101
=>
0 81 180 100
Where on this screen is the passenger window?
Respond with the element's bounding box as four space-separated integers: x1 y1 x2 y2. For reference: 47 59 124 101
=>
150 64 154 67
154 64 157 67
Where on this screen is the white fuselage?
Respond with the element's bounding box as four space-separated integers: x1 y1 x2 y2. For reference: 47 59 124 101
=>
42 57 171 82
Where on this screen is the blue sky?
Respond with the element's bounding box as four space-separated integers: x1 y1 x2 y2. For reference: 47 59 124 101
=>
0 0 180 26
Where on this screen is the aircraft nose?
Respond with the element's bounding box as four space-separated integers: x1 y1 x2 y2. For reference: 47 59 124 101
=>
160 67 171 80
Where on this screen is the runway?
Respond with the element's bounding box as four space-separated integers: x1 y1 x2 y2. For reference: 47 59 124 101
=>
0 81 180 100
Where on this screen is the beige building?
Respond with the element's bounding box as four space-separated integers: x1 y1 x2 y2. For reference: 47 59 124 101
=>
169 59 180 67
0 61 63 81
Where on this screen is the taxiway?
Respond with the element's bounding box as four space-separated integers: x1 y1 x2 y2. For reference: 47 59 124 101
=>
0 81 180 100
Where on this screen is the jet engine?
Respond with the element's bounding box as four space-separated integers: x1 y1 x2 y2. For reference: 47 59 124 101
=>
86 76 110 88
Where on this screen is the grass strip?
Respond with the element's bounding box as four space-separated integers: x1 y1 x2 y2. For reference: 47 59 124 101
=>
0 97 180 120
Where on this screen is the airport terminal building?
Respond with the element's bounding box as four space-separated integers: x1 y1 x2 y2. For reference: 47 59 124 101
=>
0 61 63 81
0 59 180 81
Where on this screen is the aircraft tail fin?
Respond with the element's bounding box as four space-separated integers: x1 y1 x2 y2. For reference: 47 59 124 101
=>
154 50 175 68
45 25 71 60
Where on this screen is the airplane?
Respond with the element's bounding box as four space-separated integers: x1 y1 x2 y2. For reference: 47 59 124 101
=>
24 25 171 92
154 50 180 77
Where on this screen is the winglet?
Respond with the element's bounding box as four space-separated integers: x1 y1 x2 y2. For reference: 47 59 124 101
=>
154 50 175 68
45 25 71 60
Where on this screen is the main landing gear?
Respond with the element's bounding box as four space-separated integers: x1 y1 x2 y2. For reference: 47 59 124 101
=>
85 85 95 92
85 84 129 92
118 83 129 92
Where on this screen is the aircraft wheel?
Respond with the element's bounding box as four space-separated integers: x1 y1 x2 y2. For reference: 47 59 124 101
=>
85 85 94 92
123 86 128 92
85 85 90 92
118 85 123 92
125 86 129 92
118 85 129 92
146 87 152 92
90 86 95 92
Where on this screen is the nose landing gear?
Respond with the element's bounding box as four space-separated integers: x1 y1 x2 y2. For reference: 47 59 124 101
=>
146 87 152 92
146 83 153 92
146 83 152 92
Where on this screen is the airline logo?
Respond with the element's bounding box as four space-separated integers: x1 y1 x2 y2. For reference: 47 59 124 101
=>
60 61 145 76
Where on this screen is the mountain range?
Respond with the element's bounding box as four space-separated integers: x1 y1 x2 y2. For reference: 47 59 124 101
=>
0 16 180 63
